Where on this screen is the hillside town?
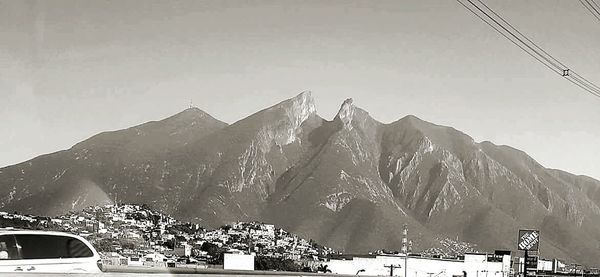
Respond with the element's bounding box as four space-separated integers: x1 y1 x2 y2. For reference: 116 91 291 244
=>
0 204 333 270
0 204 598 276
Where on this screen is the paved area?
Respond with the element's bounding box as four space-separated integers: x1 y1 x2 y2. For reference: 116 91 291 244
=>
7 273 361 277
6 267 371 277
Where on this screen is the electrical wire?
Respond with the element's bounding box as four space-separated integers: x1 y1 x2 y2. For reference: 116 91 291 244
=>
475 0 568 69
456 0 600 98
455 0 562 75
580 0 600 22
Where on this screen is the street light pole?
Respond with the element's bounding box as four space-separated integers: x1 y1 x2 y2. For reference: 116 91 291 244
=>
523 250 528 277
405 253 408 277
403 224 408 277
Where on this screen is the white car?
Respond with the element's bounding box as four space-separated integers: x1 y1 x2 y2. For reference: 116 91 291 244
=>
0 229 103 273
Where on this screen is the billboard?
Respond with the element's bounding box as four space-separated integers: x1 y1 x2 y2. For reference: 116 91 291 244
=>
518 229 540 251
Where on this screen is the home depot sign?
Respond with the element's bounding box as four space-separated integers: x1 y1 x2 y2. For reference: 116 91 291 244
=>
518 230 540 251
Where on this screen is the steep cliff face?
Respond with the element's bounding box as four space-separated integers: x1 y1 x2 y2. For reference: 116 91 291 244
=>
2 92 600 266
172 91 323 225
264 99 432 253
376 116 600 265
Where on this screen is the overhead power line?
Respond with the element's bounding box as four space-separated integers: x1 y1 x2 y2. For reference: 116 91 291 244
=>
456 0 600 98
580 0 600 22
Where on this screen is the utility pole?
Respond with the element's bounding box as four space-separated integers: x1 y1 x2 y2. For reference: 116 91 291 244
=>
524 250 528 277
403 224 409 277
385 264 402 276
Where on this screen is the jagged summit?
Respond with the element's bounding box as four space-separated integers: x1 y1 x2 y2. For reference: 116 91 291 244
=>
268 91 316 113
234 91 316 123
223 91 318 148
282 91 317 128
334 98 355 129
294 91 316 110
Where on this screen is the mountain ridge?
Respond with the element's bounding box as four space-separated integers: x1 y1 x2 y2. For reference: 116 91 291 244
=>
1 92 600 266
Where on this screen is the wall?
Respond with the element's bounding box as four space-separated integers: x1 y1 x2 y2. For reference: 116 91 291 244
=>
326 254 510 277
516 257 555 273
224 253 255 271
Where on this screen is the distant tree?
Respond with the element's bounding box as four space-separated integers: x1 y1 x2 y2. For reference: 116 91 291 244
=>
169 224 193 234
94 239 116 252
200 242 225 264
163 239 175 250
210 252 225 265
317 264 331 273
151 214 161 225
119 239 136 250
255 256 301 272
200 242 220 255
228 234 242 244
220 224 233 230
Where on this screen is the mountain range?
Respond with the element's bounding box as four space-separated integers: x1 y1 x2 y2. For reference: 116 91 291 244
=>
2 92 600 266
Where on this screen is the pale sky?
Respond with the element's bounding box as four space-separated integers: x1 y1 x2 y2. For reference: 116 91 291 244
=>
1 0 599 180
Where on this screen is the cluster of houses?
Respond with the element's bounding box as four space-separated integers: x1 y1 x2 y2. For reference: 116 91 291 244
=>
0 204 332 269
0 207 596 276
201 221 329 260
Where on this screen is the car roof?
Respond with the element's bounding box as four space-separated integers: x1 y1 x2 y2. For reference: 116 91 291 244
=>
0 229 82 238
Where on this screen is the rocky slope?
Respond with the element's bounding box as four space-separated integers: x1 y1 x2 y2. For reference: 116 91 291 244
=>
1 92 600 266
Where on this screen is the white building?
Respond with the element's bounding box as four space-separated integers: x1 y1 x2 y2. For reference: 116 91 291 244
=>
224 253 255 271
326 253 511 277
516 257 563 273
144 252 167 263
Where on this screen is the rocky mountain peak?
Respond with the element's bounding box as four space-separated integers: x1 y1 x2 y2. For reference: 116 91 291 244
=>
261 91 318 147
335 98 355 130
158 107 228 132
284 91 317 126
166 107 208 121
4 92 600 267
